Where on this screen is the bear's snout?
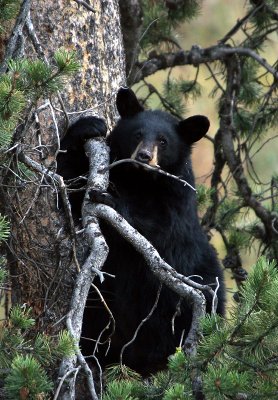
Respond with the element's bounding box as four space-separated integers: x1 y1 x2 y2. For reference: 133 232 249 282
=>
136 148 153 163
131 143 158 166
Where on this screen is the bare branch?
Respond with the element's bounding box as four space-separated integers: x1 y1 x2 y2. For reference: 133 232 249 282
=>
119 284 162 367
134 44 278 83
25 11 46 61
54 366 81 400
106 158 196 191
67 315 99 400
58 138 110 399
93 203 207 356
72 0 96 13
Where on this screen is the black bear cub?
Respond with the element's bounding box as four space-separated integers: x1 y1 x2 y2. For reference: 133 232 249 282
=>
57 88 225 375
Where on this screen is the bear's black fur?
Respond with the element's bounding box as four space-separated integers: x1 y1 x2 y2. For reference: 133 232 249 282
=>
57 88 225 375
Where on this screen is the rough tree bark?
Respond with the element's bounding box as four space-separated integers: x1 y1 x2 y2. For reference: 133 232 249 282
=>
3 0 125 341
0 1 126 398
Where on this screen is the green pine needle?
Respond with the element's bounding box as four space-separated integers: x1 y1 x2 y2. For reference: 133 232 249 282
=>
0 78 25 119
9 306 35 330
105 364 141 382
0 119 16 148
168 349 187 370
103 381 138 400
0 265 7 283
216 198 240 231
203 365 251 400
54 48 80 75
0 213 10 241
163 383 189 400
55 330 77 358
4 355 53 400
196 185 214 212
227 229 250 250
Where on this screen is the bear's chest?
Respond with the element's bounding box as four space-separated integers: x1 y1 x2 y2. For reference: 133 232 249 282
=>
113 185 190 250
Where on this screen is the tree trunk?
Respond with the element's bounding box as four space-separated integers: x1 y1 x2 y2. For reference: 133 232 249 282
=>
3 0 125 340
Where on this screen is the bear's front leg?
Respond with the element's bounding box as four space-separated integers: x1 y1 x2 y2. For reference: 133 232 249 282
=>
89 189 116 209
67 116 107 141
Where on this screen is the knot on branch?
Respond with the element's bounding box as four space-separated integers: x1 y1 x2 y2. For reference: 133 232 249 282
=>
189 44 202 67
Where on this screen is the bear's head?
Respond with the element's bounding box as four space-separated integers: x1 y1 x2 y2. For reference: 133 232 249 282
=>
109 88 210 174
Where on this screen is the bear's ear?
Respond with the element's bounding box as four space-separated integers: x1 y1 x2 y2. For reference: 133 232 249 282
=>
116 87 144 118
178 115 210 144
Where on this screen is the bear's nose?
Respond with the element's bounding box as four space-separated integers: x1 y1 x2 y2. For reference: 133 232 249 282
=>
136 149 152 163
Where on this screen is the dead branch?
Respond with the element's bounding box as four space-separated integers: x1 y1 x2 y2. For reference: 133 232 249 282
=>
58 138 110 400
73 0 96 13
220 58 276 241
54 366 81 400
106 158 197 191
119 284 162 367
93 200 207 397
134 44 278 83
93 203 207 353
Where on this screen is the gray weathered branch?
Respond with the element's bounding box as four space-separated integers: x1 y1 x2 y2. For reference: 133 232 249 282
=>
133 44 278 83
58 138 110 400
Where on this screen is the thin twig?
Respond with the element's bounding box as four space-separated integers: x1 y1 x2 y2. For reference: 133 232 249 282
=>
53 367 81 400
67 314 99 400
218 3 264 44
59 139 110 400
119 284 162 367
17 152 80 271
90 281 115 346
73 0 96 12
106 158 197 192
172 298 182 335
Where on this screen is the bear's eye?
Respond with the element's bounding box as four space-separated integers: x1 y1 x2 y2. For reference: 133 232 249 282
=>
135 131 142 141
158 136 167 146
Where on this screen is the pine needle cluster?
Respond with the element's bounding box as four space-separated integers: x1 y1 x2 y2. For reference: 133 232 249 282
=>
0 305 76 399
196 185 214 214
0 213 9 242
0 49 79 151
